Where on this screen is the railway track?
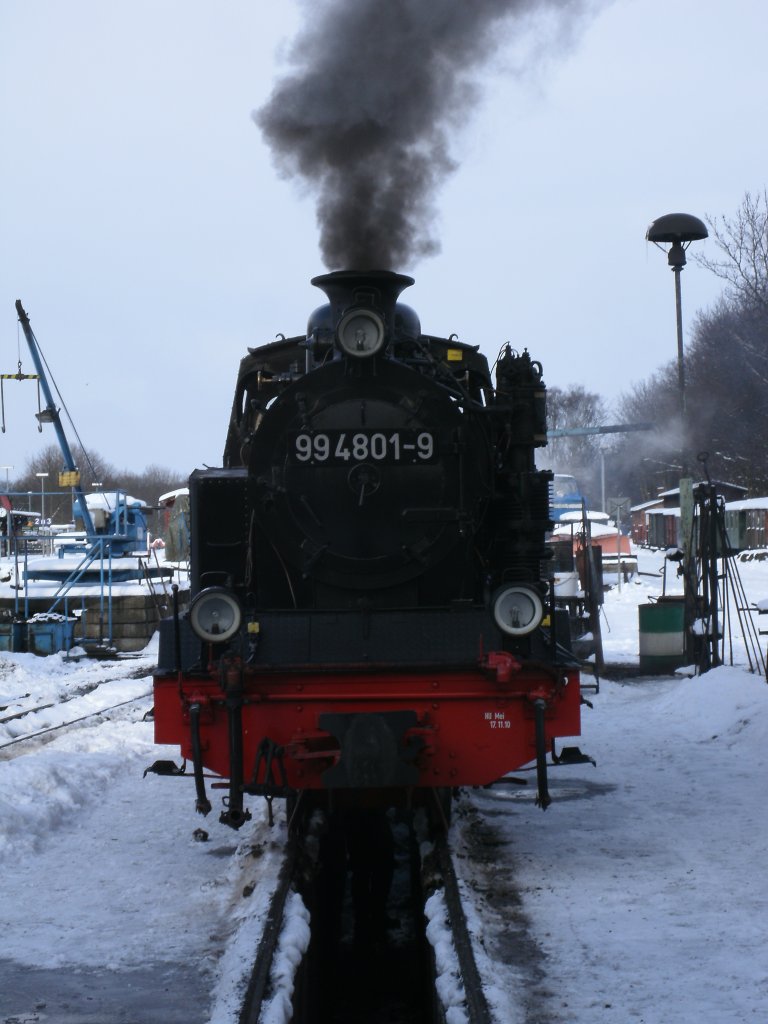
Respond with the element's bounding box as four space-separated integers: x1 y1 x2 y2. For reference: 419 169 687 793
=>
0 685 153 759
428 833 493 1024
236 802 493 1024
0 662 151 720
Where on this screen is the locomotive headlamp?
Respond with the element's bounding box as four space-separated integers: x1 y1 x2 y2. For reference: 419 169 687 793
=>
492 585 544 637
337 308 386 358
189 587 242 643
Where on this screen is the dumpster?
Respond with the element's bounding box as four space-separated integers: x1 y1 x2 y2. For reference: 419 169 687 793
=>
0 619 27 653
26 614 76 656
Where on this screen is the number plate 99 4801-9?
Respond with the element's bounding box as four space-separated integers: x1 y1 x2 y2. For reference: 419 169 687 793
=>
290 430 436 465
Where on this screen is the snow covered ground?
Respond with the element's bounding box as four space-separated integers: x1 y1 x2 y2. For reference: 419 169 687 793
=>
0 641 283 1024
454 548 768 1023
1 547 767 1023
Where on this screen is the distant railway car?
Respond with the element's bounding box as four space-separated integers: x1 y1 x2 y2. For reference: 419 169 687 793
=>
151 271 584 826
630 499 663 546
724 499 768 552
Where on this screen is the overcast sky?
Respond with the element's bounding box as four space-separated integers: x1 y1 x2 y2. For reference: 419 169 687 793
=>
1 0 765 485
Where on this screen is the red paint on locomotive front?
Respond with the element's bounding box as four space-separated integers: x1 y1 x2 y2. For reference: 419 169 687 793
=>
153 661 581 792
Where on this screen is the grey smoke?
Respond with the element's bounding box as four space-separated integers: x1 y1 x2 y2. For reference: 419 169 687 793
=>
255 0 591 271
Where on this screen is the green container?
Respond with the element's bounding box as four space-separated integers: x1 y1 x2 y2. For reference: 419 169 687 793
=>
639 599 686 673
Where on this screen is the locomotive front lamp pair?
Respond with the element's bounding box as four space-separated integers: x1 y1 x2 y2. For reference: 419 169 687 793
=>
191 582 543 643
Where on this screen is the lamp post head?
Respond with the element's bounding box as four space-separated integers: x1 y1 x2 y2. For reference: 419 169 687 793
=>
646 213 708 269
667 240 687 269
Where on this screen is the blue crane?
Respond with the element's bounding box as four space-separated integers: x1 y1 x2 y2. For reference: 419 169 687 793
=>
14 301 96 537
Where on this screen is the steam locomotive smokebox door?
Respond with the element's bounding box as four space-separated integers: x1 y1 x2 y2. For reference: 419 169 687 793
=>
189 468 250 591
247 358 491 598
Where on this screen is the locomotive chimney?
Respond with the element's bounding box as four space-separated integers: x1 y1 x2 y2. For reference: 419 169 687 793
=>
311 270 415 326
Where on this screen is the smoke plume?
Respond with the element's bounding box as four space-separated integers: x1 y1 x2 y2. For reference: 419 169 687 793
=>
255 0 592 271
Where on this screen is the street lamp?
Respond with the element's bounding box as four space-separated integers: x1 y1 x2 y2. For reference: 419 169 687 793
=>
645 212 708 434
647 213 708 669
0 465 12 491
36 472 49 524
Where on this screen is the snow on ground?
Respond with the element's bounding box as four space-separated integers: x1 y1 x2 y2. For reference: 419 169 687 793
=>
1 547 768 1022
452 547 768 1023
0 638 286 1023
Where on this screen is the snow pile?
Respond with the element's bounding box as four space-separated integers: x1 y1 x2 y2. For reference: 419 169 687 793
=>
424 889 468 1024
252 891 311 1024
0 743 144 856
206 827 297 1024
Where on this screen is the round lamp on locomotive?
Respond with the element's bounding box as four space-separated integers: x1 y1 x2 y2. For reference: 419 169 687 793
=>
492 585 544 637
337 308 386 358
189 587 243 643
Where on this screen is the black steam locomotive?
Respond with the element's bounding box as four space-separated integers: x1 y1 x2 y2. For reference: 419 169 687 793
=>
153 271 582 827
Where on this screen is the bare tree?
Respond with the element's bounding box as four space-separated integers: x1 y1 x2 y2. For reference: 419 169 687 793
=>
7 448 185 523
543 384 609 506
695 189 768 311
683 189 768 491
119 464 188 509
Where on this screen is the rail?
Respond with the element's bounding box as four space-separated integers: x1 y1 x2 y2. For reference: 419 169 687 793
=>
0 690 152 756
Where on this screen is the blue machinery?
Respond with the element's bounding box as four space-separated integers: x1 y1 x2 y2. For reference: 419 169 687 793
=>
12 301 96 538
1 302 160 652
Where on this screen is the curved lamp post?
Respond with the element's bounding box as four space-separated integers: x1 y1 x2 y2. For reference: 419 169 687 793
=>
645 212 708 425
646 213 708 668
